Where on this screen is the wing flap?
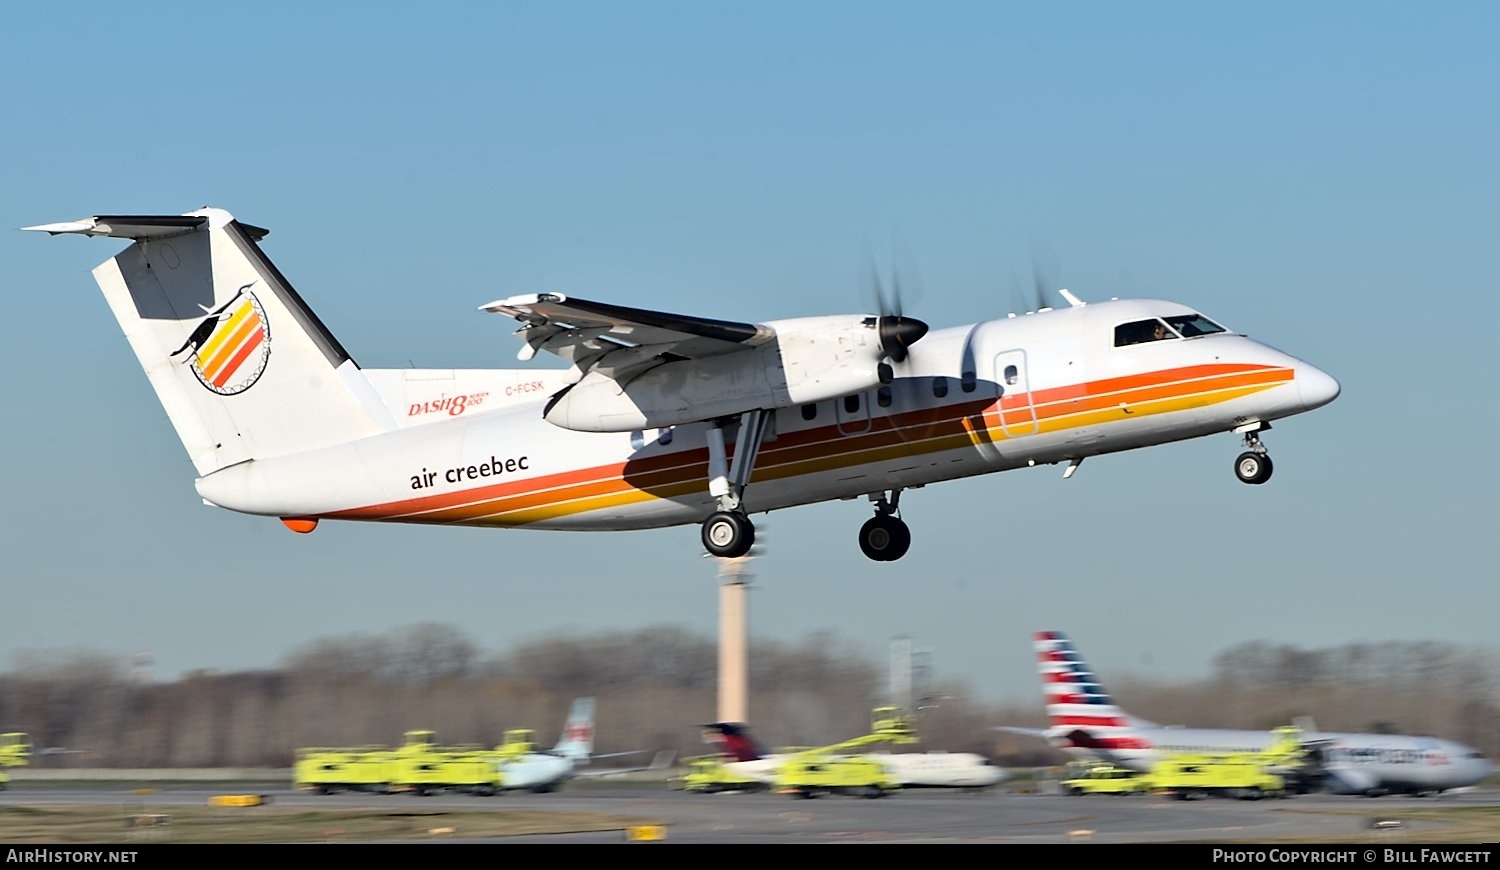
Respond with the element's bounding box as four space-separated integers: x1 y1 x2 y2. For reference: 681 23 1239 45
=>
480 293 774 376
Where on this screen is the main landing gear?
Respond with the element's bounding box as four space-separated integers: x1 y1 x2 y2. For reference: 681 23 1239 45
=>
858 490 911 562
694 412 916 563
700 410 771 559
1233 422 1274 485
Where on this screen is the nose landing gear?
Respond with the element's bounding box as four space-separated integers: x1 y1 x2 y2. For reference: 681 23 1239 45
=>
1233 423 1274 485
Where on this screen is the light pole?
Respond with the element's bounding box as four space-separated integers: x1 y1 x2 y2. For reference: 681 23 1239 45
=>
716 552 755 724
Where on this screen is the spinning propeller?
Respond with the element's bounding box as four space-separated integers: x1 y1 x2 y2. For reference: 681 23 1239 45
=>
861 236 929 364
1014 240 1062 315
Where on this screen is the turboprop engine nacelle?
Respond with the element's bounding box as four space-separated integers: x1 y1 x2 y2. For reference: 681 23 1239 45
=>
543 314 928 432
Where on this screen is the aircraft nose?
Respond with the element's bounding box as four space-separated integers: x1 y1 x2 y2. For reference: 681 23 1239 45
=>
1298 364 1341 412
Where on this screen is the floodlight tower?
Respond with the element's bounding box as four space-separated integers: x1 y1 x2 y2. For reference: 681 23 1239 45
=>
714 545 759 724
890 634 913 711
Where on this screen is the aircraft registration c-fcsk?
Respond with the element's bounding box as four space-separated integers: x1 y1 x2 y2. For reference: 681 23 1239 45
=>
26 207 1341 560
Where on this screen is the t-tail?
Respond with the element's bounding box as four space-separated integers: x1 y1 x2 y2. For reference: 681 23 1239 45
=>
701 722 767 762
1033 630 1158 754
551 697 596 763
24 208 396 477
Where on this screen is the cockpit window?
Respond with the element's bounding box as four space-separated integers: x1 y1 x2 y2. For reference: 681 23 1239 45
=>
1164 313 1227 338
1114 318 1177 347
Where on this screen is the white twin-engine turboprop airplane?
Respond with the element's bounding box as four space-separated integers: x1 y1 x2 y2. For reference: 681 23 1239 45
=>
26 207 1340 560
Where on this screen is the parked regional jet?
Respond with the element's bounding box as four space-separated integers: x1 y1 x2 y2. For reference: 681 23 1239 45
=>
705 722 1006 790
26 208 1340 560
1000 631 1495 797
496 697 669 792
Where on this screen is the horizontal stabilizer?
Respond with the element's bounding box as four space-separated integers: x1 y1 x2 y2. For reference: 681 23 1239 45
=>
22 213 271 241
23 214 207 239
993 726 1051 739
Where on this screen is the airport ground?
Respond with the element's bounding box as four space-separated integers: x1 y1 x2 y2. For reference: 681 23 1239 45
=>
2 770 1497 844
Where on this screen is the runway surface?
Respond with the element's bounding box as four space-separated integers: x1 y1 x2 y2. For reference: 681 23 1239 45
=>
4 781 1496 844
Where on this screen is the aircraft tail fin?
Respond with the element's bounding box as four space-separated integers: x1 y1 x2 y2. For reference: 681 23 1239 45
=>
24 208 396 477
1033 630 1158 740
701 722 767 762
1292 715 1320 733
551 697 596 762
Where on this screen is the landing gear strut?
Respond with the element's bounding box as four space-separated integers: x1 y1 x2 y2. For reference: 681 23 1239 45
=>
699 410 770 558
858 490 911 561
1233 423 1274 485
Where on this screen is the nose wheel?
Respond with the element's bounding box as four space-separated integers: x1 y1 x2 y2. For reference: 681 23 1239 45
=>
1233 425 1274 485
1234 452 1273 484
858 491 911 561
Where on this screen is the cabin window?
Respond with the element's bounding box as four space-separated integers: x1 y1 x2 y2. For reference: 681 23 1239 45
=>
843 394 861 413
657 426 673 446
932 377 948 398
876 386 892 408
801 404 818 421
960 370 976 393
630 430 645 450
1004 364 1019 385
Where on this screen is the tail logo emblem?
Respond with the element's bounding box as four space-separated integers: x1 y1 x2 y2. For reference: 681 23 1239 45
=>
171 283 271 395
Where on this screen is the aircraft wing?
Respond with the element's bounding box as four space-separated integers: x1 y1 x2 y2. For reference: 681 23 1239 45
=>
571 749 677 778
993 726 1051 739
480 293 774 382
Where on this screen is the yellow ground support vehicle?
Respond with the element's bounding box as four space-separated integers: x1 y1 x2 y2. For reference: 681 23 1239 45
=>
1 733 33 790
1 733 31 766
1060 746 1290 800
296 730 506 795
494 728 538 760
1061 762 1155 795
770 706 914 799
677 706 919 797
1151 752 1286 800
294 746 398 794
672 754 772 793
774 755 900 799
391 752 503 796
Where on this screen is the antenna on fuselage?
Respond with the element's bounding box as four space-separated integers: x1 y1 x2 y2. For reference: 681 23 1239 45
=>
1059 288 1085 308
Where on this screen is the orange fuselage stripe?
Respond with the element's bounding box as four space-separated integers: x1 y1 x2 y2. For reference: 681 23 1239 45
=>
325 363 1291 526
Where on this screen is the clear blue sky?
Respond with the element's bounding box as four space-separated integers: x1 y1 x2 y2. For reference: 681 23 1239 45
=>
3 3 1496 712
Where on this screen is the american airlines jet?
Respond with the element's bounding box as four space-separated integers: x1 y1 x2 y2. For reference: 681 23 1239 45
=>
1004 631 1495 797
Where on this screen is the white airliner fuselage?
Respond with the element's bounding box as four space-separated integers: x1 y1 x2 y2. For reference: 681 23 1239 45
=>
1026 631 1495 797
26 208 1340 560
720 750 1005 791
